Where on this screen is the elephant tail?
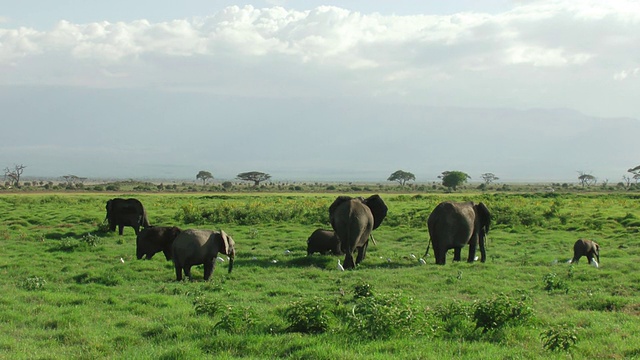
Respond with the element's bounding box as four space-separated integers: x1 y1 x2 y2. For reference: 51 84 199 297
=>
423 238 431 258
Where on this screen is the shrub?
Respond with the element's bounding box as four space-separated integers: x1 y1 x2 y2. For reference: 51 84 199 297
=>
193 296 220 317
21 276 47 291
473 293 534 333
214 305 255 334
347 293 417 340
540 324 578 352
543 272 568 292
80 233 101 247
354 283 374 299
283 298 331 334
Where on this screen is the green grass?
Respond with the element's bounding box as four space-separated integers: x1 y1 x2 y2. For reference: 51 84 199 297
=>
1 191 640 358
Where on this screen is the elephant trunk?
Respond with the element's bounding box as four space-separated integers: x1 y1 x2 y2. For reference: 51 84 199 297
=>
227 250 235 273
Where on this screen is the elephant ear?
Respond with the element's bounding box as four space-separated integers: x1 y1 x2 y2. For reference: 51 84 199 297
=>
475 202 491 234
364 194 388 230
219 230 231 255
329 196 352 229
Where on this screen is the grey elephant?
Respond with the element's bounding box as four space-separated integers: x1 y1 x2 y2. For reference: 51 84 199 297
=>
136 226 182 260
329 195 388 269
307 229 342 256
425 201 491 265
570 239 600 267
172 229 236 281
105 198 151 235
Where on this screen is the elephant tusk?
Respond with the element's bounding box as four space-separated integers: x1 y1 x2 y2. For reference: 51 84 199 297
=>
369 234 377 245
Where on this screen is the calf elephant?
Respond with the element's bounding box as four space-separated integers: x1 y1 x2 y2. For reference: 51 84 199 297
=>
425 201 491 265
570 239 600 267
105 198 151 235
172 229 236 281
329 195 388 269
136 226 182 260
307 229 342 256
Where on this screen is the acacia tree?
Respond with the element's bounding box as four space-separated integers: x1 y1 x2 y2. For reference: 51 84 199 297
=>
4 164 26 187
481 173 499 184
438 171 470 191
577 171 596 187
387 170 416 187
627 165 640 184
236 171 271 187
196 170 214 185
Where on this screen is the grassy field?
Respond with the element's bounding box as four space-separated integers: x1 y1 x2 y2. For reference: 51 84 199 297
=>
1 191 640 359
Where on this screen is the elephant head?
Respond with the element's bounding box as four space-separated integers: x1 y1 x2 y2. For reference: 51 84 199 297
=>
171 229 236 281
426 201 491 265
329 194 388 269
136 226 181 260
570 239 600 267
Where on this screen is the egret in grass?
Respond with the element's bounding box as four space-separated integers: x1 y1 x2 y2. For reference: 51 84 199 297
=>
419 258 426 265
591 259 599 268
337 260 345 271
216 256 225 262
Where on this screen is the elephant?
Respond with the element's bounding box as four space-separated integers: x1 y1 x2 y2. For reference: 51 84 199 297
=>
171 229 236 281
425 201 491 265
307 229 342 256
105 198 151 235
329 195 388 269
136 226 182 260
570 239 600 267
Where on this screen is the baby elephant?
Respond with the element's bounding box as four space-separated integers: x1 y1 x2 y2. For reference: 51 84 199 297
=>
307 229 343 256
570 239 600 268
136 226 182 260
172 229 236 281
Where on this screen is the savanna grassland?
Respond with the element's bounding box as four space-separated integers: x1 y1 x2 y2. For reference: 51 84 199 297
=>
1 190 640 359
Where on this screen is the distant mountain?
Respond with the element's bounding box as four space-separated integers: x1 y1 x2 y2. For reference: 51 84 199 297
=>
1 86 638 183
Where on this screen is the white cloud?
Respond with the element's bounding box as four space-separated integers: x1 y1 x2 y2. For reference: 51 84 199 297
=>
0 2 639 117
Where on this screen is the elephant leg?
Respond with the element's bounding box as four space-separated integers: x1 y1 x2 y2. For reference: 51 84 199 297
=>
133 226 140 235
343 253 356 270
175 266 183 281
435 247 447 265
453 248 462 262
586 254 593 264
355 243 368 265
467 241 477 263
479 235 487 263
203 260 215 280
118 224 124 236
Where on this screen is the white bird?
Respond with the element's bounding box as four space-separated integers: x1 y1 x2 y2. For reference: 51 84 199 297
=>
119 257 125 264
419 258 426 265
566 259 573 264
410 253 417 259
337 260 345 271
284 249 291 255
251 256 258 260
474 256 479 261
271 259 278 263
591 259 599 268
216 256 225 262
386 258 392 263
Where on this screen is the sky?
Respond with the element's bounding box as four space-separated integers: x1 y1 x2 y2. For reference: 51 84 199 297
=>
1 1 640 183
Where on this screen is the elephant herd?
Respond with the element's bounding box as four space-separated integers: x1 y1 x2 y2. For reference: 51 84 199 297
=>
106 195 601 281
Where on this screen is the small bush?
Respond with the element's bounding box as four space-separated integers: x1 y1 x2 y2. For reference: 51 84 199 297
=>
283 298 331 334
354 283 374 299
214 305 255 334
21 276 47 291
473 293 534 333
543 272 569 292
193 296 219 317
347 293 417 340
80 233 101 247
541 324 578 352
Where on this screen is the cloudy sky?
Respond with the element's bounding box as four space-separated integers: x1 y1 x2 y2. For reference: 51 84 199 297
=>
2 1 640 183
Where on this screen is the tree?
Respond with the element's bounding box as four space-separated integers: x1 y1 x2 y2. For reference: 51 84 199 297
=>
196 170 214 185
438 171 470 191
236 171 271 187
4 164 26 187
627 165 640 184
481 173 499 184
577 172 596 187
387 170 415 187
62 175 87 186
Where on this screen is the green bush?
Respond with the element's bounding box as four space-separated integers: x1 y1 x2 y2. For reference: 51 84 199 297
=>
540 324 578 352
543 272 568 292
21 276 47 291
283 298 331 334
214 305 256 334
193 296 220 317
473 293 534 333
347 293 417 340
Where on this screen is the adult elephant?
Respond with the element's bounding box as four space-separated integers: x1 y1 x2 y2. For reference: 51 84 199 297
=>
329 195 388 270
425 201 491 265
136 226 182 260
172 229 236 281
105 198 151 235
